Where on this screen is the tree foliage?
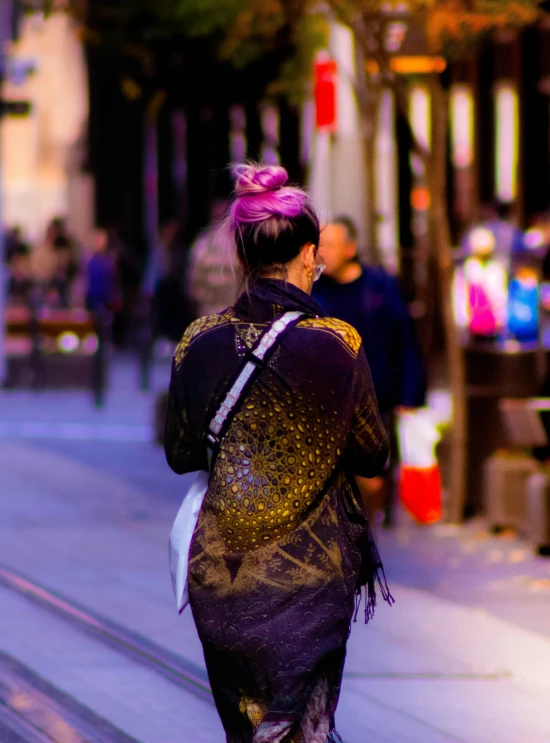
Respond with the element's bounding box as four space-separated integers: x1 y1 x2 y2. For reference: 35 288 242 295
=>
26 0 329 109
31 0 542 112
32 0 544 73
152 0 543 71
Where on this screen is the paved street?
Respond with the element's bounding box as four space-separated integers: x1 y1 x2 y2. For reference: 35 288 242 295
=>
1 355 550 742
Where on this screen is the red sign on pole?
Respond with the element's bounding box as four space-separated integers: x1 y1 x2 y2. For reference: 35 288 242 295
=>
314 58 337 132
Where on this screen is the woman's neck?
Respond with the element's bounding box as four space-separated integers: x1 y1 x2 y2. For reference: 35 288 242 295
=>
263 267 310 295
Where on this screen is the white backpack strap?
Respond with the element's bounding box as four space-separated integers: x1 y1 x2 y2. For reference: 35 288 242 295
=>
207 310 304 447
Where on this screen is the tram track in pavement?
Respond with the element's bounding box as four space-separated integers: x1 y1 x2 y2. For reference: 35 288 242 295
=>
0 565 214 715
0 650 143 743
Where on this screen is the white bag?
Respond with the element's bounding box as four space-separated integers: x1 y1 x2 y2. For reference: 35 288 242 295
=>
169 469 209 613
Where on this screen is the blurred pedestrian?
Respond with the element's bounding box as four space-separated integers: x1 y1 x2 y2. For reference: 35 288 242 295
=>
6 242 32 307
30 216 80 308
85 229 120 314
460 201 524 269
462 227 508 339
108 224 143 347
30 232 57 290
49 235 80 308
314 215 426 524
186 199 238 318
152 220 192 342
4 226 23 264
165 163 392 743
486 201 525 267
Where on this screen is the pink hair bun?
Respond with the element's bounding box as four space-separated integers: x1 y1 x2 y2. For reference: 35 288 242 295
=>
229 162 307 225
233 163 288 196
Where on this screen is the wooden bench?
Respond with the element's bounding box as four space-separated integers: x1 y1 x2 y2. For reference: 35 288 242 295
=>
4 306 108 406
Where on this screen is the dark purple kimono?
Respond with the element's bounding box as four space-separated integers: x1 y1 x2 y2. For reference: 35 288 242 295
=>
165 279 392 743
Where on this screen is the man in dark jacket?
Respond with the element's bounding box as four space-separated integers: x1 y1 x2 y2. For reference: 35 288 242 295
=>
313 215 426 524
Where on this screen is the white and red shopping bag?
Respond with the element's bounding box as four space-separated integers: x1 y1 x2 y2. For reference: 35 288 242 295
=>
396 409 443 525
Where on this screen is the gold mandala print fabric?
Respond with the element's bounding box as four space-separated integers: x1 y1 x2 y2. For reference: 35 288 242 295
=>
210 371 346 553
165 279 391 743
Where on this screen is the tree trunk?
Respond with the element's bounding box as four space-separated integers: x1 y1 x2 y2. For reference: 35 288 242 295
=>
353 32 380 264
144 103 159 277
142 91 166 294
364 84 381 264
429 75 467 523
171 109 189 229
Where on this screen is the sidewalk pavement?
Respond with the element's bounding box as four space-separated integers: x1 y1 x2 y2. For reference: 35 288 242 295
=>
1 359 550 741
376 516 550 641
0 351 171 433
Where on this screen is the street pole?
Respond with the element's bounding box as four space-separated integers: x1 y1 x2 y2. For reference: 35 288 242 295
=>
140 91 165 390
0 151 5 386
0 0 9 385
0 0 28 385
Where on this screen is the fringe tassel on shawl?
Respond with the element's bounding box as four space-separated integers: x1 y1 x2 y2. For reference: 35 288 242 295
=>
352 562 395 629
327 729 344 742
347 477 395 629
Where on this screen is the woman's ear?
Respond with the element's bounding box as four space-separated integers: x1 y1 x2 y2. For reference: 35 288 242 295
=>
301 242 316 268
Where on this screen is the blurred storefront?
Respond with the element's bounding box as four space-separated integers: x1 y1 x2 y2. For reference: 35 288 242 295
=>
451 223 547 516
304 13 550 519
446 24 550 516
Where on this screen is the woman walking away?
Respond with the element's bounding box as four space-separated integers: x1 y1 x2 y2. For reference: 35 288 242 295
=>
164 163 393 743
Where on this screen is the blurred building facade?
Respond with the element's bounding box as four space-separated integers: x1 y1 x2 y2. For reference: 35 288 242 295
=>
1 12 93 246
307 24 369 261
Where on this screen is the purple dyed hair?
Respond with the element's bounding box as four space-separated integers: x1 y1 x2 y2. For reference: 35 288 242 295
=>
229 164 307 224
226 163 320 277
